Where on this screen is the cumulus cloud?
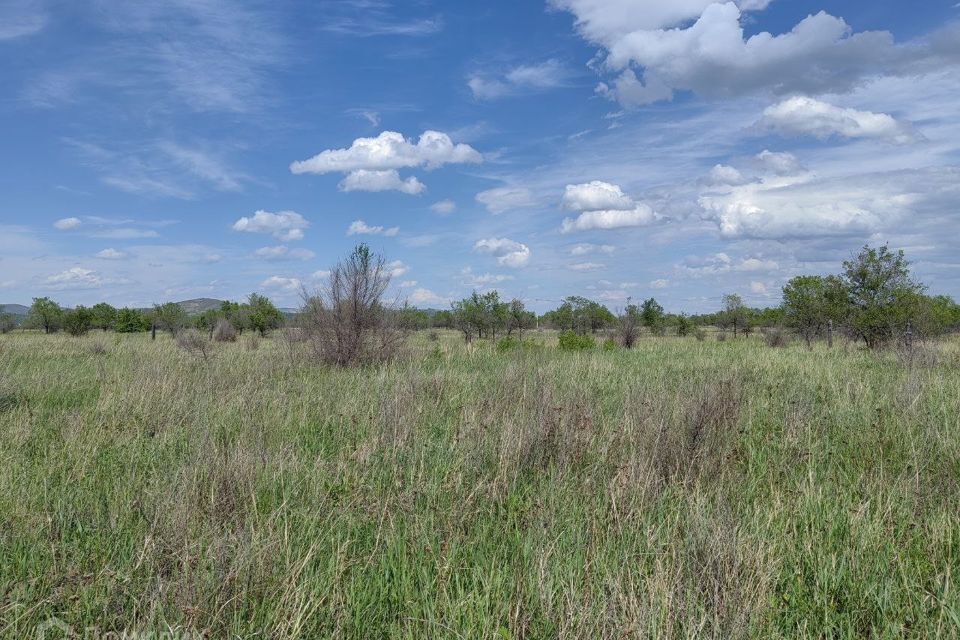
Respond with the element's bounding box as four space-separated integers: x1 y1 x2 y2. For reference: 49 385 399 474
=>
387 260 409 278
95 248 128 260
339 169 425 195
552 0 930 107
755 150 804 175
559 180 657 232
476 186 536 214
54 217 82 230
254 245 315 261
469 59 571 100
346 220 399 236
44 267 107 290
232 210 309 241
750 281 768 294
290 130 481 174
757 96 919 144
679 253 779 276
408 288 448 306
430 199 456 215
561 181 634 211
570 243 615 256
708 164 748 186
260 276 302 292
474 237 531 267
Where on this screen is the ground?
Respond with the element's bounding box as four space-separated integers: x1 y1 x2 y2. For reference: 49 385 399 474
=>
1 330 959 638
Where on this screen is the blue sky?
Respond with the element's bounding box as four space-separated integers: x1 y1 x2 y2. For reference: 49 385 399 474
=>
2 0 959 312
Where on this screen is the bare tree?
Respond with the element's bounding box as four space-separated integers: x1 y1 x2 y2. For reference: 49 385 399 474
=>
302 244 405 366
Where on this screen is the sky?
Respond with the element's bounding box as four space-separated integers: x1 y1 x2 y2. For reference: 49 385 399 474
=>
1 0 959 313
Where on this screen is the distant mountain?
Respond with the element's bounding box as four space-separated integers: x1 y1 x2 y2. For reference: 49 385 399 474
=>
0 304 28 316
175 298 224 315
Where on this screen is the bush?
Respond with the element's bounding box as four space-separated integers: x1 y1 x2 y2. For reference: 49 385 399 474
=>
62 306 93 336
602 338 617 352
716 332 727 343
176 329 213 360
212 318 237 342
497 336 519 352
693 328 706 342
763 327 790 348
558 330 595 351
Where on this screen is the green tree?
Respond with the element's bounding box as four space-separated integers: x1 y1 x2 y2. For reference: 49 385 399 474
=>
62 306 94 336
27 297 62 334
452 292 486 342
247 293 284 335
640 297 666 336
506 298 535 339
721 293 747 338
842 244 925 349
114 308 151 333
0 312 17 334
152 302 188 336
782 275 849 348
90 303 118 331
676 313 692 337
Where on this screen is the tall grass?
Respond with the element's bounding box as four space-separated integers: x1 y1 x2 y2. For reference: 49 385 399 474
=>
1 331 959 637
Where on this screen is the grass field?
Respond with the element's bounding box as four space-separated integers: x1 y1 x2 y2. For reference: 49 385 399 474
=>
1 330 959 638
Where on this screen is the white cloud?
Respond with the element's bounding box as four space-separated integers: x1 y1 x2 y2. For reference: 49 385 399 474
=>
90 228 160 240
561 205 656 232
561 181 634 211
755 150 804 175
408 288 448 306
260 276 303 292
54 217 82 230
347 220 400 236
569 262 605 271
339 169 425 195
750 281 768 294
254 245 315 261
708 164 748 186
44 267 105 290
387 260 409 278
95 248 128 260
461 267 514 287
290 130 482 174
158 142 247 191
553 0 928 107
757 96 919 144
699 167 960 239
650 278 670 289
570 243 615 256
232 210 309 241
469 59 571 100
679 253 779 276
475 186 536 214
430 199 457 215
474 237 531 268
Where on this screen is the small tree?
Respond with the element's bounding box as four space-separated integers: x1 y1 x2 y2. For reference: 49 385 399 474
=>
640 297 666 336
115 308 150 333
0 312 16 334
152 302 188 336
676 314 692 337
452 292 486 343
506 298 534 339
62 306 94 336
248 293 283 336
90 303 118 331
721 293 747 338
618 303 642 348
27 297 62 334
782 275 849 349
302 243 404 366
843 244 924 349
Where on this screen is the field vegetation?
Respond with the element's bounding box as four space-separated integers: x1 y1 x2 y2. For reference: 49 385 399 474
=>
2 244 960 637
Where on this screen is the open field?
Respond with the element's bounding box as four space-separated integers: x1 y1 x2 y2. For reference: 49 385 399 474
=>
2 331 960 638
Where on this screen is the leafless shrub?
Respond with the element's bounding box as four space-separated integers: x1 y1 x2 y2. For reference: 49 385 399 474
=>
176 328 214 360
212 318 237 342
762 327 790 348
895 341 940 369
618 310 641 349
245 334 260 351
694 328 706 342
428 330 440 342
301 244 406 366
716 332 727 343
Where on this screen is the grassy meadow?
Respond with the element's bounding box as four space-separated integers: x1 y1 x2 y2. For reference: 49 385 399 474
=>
1 329 960 638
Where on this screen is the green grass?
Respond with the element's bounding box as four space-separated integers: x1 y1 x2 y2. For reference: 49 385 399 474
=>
1 330 959 638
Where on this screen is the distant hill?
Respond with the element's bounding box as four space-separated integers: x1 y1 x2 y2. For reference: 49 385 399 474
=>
0 304 28 316
175 298 224 315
